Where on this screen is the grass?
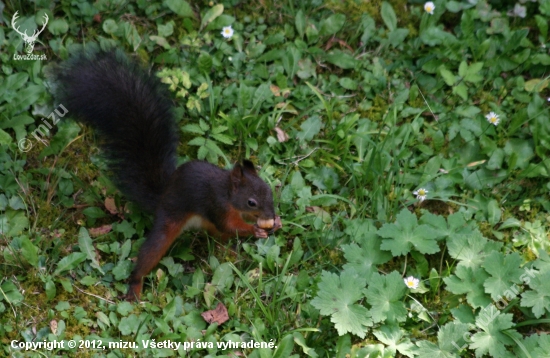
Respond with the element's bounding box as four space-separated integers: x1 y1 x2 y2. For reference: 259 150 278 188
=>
1 0 550 357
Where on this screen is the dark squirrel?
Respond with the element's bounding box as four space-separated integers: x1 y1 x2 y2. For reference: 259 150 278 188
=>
52 49 282 300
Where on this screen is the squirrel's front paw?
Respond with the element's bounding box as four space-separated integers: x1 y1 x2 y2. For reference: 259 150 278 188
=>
253 225 269 238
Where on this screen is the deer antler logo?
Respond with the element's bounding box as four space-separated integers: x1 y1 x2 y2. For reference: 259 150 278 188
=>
11 11 49 54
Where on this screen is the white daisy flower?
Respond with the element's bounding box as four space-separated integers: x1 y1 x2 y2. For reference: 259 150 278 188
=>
404 276 420 289
221 26 234 39
485 112 500 126
413 188 428 202
424 1 435 15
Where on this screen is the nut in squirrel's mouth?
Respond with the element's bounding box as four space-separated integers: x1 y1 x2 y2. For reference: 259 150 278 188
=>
256 218 274 229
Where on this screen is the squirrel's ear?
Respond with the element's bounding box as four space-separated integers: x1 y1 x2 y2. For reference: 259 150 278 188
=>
230 162 245 189
242 160 257 175
231 160 257 189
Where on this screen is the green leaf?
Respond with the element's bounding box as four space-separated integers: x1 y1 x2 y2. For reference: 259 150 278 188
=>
374 325 416 357
54 252 87 275
458 61 468 77
378 209 441 256
521 271 550 318
273 334 294 358
456 105 481 117
187 137 206 147
0 281 24 304
319 14 346 36
487 199 501 226
416 321 470 356
487 148 504 170
19 236 39 267
0 129 13 146
324 50 357 69
339 77 358 90
297 58 316 79
420 211 473 240
282 47 301 77
444 265 491 309
211 262 234 293
295 10 306 39
463 62 484 83
335 334 351 358
197 52 213 74
198 119 210 131
211 132 233 145
112 260 132 281
118 314 140 335
504 139 534 170
164 0 194 17
470 311 521 357
465 168 507 190
311 269 372 338
447 231 497 268
296 115 322 141
266 244 281 272
387 28 409 47
78 227 104 274
365 271 407 324
535 15 548 40
453 83 468 100
360 15 376 44
518 333 550 357
45 279 56 300
196 144 208 160
48 19 69 35
381 2 397 32
446 1 464 12
482 252 524 300
439 67 456 86
114 220 136 239
157 22 174 37
0 210 29 236
200 4 223 31
343 220 391 278
421 27 457 46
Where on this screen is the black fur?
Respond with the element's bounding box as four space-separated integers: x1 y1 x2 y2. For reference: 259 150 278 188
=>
51 49 177 213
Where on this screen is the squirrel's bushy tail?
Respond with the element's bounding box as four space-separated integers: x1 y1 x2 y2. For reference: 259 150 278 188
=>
52 49 177 213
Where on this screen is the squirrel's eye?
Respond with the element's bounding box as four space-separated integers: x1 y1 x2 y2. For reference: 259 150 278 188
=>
248 199 258 207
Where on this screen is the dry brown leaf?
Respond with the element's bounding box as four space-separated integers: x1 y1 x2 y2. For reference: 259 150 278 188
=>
89 224 112 237
201 302 229 325
104 197 118 214
274 127 289 142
